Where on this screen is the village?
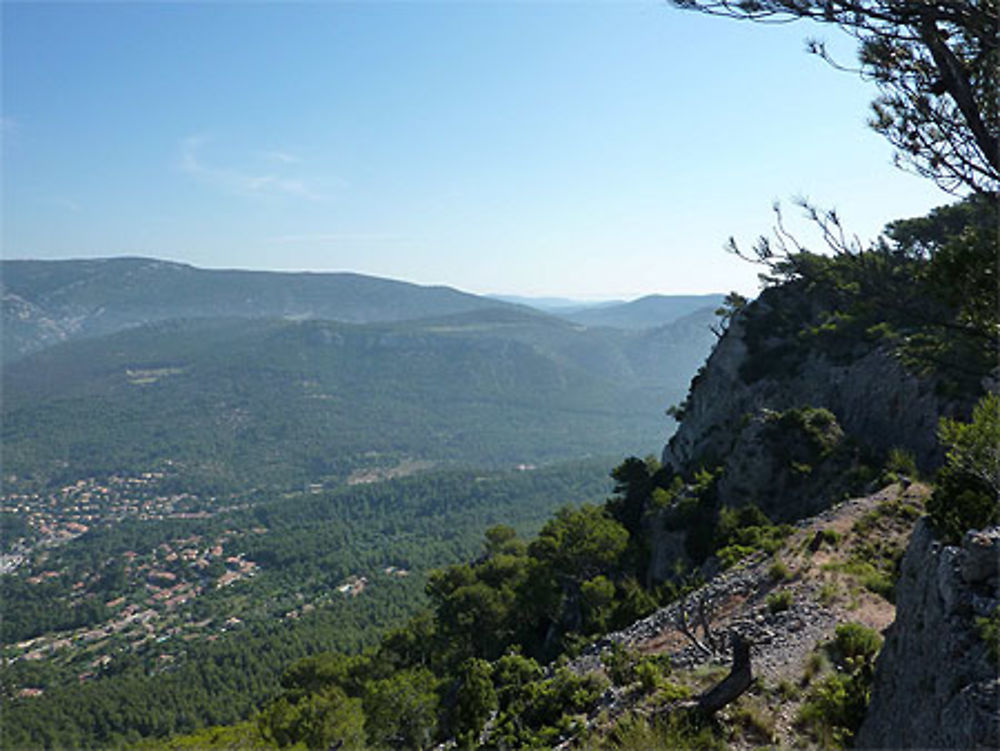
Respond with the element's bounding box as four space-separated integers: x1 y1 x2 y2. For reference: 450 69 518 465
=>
2 471 412 699
2 471 206 564
4 522 264 692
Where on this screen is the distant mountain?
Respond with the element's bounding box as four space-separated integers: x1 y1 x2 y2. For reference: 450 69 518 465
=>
1 257 523 363
487 294 624 313
561 293 726 329
3 306 716 491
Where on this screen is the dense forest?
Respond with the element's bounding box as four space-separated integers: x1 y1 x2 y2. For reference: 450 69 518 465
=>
1 460 616 748
2 307 714 492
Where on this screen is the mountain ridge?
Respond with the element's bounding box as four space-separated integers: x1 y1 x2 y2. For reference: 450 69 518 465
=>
2 257 727 363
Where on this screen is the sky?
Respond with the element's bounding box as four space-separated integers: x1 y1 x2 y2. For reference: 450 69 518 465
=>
2 1 952 300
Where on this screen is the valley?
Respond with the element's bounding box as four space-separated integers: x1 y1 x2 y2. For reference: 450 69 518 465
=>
2 197 997 750
1 261 723 748
5 0 998 746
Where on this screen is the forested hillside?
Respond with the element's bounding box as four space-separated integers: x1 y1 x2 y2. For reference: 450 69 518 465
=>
3 305 714 492
0 258 516 363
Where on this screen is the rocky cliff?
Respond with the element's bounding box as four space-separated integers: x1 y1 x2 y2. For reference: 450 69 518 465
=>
651 258 997 747
661 285 968 520
856 521 1000 749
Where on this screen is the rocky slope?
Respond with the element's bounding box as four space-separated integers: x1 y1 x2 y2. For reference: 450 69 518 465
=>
565 482 925 749
586 253 998 748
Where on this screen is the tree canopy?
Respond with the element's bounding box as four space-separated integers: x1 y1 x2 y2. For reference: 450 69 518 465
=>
672 0 1000 194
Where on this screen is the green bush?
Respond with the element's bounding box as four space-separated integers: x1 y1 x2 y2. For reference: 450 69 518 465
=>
927 393 1000 543
768 559 791 582
491 665 608 747
766 590 793 614
796 623 882 749
831 622 883 666
774 407 842 457
713 504 793 567
977 605 1000 664
603 642 639 687
716 543 757 569
881 448 918 485
796 672 868 749
834 560 895 601
452 658 497 748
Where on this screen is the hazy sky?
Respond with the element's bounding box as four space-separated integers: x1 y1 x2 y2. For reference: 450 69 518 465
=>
3 1 950 299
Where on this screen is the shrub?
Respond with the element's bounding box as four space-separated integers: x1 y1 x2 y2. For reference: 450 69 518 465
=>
491 665 608 747
927 393 1000 543
602 710 724 751
603 642 639 687
796 623 882 748
879 448 919 486
976 605 1000 663
768 559 791 582
732 698 776 743
630 655 678 696
452 658 497 748
713 504 793 567
716 543 757 569
796 672 868 749
775 407 843 457
803 651 828 684
775 678 799 701
835 560 895 601
831 622 883 666
766 590 793 614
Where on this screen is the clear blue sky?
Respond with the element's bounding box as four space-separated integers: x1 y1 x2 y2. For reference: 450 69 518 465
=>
2 1 949 299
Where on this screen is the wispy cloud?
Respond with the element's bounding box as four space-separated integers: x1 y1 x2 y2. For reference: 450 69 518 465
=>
260 149 301 164
51 197 82 213
178 136 326 201
266 232 408 245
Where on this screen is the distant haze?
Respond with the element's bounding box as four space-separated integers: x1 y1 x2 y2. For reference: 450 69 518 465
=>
3 2 949 299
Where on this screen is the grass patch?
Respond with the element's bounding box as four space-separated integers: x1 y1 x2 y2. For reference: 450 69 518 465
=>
730 698 775 744
768 559 792 582
597 710 725 751
766 590 793 614
818 581 838 606
774 678 800 701
802 651 828 684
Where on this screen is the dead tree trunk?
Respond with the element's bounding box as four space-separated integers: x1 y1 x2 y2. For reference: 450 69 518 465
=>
696 633 752 715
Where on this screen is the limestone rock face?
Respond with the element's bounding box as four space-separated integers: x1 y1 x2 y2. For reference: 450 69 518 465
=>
663 290 961 510
856 520 1000 749
710 407 852 522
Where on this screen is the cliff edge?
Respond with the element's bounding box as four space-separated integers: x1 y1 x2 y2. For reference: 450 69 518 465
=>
856 521 1000 749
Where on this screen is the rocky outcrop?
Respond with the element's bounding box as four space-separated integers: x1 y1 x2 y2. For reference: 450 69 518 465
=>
662 290 963 515
856 521 1000 749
